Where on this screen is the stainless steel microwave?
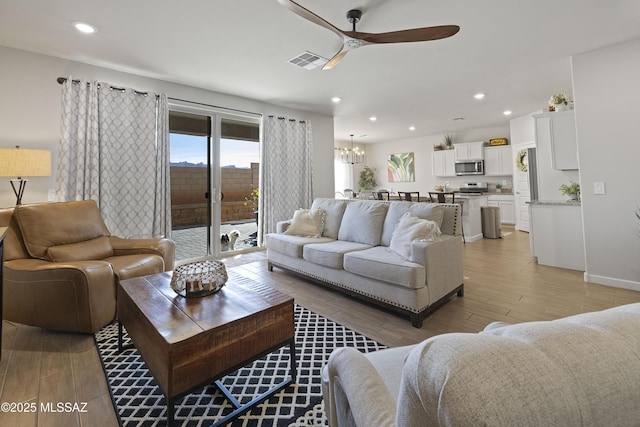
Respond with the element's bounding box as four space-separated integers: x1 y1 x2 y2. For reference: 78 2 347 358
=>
455 160 484 176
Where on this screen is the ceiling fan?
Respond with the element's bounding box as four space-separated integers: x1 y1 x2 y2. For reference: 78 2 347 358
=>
277 0 460 70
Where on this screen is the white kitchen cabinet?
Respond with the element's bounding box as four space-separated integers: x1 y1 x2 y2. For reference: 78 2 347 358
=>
432 150 456 177
534 111 578 170
484 146 513 176
454 142 485 161
488 194 515 224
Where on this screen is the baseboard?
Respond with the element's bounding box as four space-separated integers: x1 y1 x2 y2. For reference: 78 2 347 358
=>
584 272 640 292
465 233 484 243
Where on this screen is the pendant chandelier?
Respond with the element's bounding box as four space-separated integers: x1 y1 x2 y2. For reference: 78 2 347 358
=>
341 134 365 164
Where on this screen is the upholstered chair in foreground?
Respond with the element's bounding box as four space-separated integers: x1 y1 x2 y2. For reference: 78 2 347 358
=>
0 200 175 333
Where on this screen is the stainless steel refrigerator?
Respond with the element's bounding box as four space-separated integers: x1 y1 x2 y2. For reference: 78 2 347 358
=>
527 147 539 201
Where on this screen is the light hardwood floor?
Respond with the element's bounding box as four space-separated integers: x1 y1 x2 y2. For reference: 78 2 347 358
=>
2 228 639 426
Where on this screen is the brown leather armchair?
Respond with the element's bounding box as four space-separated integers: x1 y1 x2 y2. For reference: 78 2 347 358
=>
1 200 175 333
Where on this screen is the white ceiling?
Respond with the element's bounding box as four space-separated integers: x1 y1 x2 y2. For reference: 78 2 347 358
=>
1 0 640 144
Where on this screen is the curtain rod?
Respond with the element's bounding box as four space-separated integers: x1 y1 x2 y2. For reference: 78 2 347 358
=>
267 115 306 124
57 77 263 118
57 77 152 96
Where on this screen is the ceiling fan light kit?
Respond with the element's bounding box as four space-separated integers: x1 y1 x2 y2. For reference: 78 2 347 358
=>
277 0 460 70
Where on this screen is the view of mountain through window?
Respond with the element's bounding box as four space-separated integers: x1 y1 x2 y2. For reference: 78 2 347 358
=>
170 133 259 168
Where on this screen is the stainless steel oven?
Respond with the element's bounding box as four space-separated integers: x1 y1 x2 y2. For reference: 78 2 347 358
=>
455 160 484 176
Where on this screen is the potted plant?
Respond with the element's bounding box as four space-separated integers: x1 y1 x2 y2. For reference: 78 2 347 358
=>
559 181 580 201
244 186 259 222
359 166 377 191
444 134 454 149
495 183 503 193
549 93 572 112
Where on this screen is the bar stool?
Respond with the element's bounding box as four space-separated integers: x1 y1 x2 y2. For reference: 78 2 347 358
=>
397 191 420 201
375 191 390 200
428 192 456 203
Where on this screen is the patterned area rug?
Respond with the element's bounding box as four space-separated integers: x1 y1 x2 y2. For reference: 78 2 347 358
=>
95 305 386 426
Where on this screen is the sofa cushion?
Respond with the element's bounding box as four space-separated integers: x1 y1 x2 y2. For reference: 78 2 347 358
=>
380 201 413 247
311 198 348 239
408 203 444 227
47 236 114 262
344 246 426 289
398 304 640 426
303 240 372 269
389 212 441 260
266 233 334 258
14 200 110 260
338 201 388 246
284 208 325 237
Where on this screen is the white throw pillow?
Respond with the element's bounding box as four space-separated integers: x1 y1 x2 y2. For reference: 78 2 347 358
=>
284 208 326 237
389 212 441 260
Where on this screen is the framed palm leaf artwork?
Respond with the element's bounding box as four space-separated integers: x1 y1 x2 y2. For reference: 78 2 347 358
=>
388 152 415 182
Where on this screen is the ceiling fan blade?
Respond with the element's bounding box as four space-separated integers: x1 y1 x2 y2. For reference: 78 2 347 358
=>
345 25 460 45
276 0 346 40
322 46 350 71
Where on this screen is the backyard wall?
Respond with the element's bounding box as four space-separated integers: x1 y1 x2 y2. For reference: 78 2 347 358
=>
171 163 259 227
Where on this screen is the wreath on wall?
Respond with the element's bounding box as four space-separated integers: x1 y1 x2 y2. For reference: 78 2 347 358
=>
516 149 528 172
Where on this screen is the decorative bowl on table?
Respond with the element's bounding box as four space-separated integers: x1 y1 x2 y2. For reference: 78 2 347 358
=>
434 185 445 192
170 259 227 298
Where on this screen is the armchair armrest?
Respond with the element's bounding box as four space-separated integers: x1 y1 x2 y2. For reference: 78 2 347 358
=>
410 235 464 302
110 236 175 271
3 258 118 333
322 347 396 427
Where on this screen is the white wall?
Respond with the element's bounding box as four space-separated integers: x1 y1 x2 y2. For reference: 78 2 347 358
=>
571 37 640 290
0 46 335 208
364 125 511 195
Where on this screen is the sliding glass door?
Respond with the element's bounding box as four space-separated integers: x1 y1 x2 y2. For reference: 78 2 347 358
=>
168 104 260 262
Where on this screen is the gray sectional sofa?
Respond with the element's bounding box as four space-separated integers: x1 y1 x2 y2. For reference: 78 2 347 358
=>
265 198 464 327
322 303 640 426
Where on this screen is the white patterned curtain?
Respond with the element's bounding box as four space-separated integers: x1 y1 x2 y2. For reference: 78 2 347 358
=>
259 116 313 245
56 77 171 238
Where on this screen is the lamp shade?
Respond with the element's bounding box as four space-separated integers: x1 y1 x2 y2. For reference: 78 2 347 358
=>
0 147 52 177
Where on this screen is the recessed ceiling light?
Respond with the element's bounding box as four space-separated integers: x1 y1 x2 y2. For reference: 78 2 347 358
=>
409 126 416 131
503 110 512 116
331 97 341 103
474 93 485 100
73 22 97 34
369 116 377 121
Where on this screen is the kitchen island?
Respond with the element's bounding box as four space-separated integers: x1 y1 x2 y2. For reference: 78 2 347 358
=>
456 195 488 243
528 200 584 271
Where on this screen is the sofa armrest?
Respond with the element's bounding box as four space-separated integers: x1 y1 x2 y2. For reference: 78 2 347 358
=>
110 236 175 271
484 321 512 331
410 235 464 302
276 220 292 234
3 258 118 333
322 347 396 427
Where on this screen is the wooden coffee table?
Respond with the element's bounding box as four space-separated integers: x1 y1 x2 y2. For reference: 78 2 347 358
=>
117 271 296 426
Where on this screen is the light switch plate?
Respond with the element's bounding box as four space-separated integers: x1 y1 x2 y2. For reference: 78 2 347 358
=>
593 182 606 195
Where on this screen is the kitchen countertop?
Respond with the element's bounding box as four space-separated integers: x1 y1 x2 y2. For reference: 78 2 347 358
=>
528 200 581 206
452 191 514 196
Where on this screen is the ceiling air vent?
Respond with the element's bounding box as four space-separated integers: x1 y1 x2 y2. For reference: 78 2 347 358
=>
288 51 328 70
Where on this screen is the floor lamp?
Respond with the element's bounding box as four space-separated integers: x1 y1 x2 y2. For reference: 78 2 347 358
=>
0 146 52 205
